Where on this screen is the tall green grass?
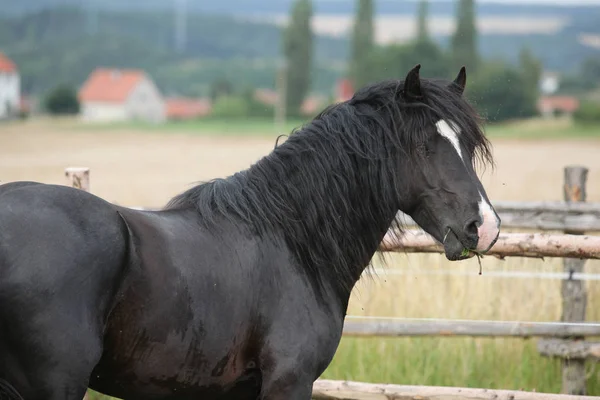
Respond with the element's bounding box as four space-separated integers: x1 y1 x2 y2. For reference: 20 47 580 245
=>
321 337 568 393
319 250 600 395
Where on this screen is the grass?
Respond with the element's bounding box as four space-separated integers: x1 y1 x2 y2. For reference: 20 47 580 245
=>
23 114 600 140
323 338 566 392
319 249 600 395
59 117 308 138
485 117 600 139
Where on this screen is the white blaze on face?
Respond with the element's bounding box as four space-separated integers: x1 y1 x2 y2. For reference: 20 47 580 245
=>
476 194 500 252
435 120 463 162
435 119 500 252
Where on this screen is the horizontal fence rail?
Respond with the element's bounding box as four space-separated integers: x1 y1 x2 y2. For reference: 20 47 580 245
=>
394 200 600 233
365 269 600 281
311 379 599 400
538 338 600 360
380 229 600 259
341 317 600 338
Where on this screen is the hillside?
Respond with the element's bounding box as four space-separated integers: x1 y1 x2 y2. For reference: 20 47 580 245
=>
0 7 347 96
1 2 599 98
2 0 599 74
2 0 600 17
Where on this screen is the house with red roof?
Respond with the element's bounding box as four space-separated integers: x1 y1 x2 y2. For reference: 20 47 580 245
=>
537 95 580 118
78 68 166 123
0 51 20 120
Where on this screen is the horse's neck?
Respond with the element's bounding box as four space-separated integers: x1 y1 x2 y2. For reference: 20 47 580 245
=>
249 137 399 295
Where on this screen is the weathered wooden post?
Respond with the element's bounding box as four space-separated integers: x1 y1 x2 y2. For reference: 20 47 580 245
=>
65 167 92 400
561 165 588 395
65 167 90 192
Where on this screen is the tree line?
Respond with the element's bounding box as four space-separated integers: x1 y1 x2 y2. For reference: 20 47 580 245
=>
280 0 545 123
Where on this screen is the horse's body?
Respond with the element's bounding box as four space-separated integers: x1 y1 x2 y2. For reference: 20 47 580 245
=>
0 183 342 400
0 65 501 400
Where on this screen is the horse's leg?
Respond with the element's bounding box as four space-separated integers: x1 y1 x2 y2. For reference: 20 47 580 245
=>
0 296 104 400
0 186 131 400
258 353 323 400
259 374 314 400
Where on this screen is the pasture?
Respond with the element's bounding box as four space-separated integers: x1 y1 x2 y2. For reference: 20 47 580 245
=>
1 117 600 397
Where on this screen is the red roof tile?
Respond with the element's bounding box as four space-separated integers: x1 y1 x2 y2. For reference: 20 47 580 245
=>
166 97 212 119
537 96 580 113
78 68 145 103
0 52 17 73
336 78 354 102
254 88 278 106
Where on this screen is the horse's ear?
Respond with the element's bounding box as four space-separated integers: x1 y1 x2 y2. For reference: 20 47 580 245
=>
403 64 423 101
450 66 467 96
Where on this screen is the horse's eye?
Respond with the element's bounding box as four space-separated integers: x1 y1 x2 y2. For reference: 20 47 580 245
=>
416 142 430 157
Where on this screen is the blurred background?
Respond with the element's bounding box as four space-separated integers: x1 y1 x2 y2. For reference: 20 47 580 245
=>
1 0 600 398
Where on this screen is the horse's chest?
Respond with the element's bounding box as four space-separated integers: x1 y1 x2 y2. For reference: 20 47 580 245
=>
94 292 256 396
91 327 256 399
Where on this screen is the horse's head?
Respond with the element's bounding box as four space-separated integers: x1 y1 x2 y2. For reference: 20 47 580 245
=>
390 64 501 261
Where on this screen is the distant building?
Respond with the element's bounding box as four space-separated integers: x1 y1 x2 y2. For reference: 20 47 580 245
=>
539 71 560 95
335 78 354 103
0 51 20 120
537 95 580 118
78 68 165 123
165 97 212 120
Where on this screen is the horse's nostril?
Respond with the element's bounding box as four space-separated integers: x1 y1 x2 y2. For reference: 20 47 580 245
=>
465 220 479 237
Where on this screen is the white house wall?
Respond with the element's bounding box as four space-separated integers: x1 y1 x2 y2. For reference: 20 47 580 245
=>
81 102 128 122
125 78 166 123
0 71 20 119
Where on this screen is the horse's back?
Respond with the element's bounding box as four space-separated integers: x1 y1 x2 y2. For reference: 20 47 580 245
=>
0 181 129 288
0 181 131 399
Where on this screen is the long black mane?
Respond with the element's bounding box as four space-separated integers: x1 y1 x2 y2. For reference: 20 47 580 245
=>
166 77 494 294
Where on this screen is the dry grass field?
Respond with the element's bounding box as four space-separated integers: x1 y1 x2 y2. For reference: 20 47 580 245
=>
2 118 600 206
1 117 600 396
251 14 567 45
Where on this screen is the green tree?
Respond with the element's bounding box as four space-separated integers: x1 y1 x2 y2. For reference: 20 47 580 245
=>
467 61 537 122
349 0 375 90
450 0 479 73
416 0 430 43
371 42 449 82
210 95 250 119
282 0 313 117
413 41 451 79
412 0 450 79
241 86 276 118
581 57 600 88
518 47 543 115
209 78 234 102
573 100 600 125
44 84 80 115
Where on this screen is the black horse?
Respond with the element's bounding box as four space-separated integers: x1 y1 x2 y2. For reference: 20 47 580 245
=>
0 64 500 400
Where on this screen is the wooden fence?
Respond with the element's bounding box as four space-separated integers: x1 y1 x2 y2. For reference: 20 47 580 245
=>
311 379 600 400
62 165 600 399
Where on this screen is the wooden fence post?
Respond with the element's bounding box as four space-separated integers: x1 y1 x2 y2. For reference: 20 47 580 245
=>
65 167 92 400
65 167 90 192
561 165 588 395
